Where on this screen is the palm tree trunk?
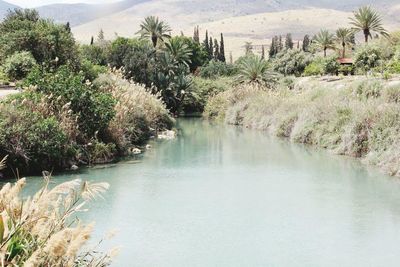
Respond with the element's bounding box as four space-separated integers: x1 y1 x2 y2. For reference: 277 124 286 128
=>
342 43 346 58
364 29 369 43
324 48 327 57
151 36 158 47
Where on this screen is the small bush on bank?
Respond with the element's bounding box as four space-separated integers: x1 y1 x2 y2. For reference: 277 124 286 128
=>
303 56 340 76
199 60 237 79
3 51 37 81
182 76 233 114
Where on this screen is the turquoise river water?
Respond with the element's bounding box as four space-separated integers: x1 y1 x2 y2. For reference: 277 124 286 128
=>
20 118 400 266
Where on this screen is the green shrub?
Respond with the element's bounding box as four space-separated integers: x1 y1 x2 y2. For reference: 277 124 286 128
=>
24 67 116 138
3 51 37 81
182 76 233 114
0 105 73 173
303 61 324 76
199 60 237 79
80 59 107 81
79 44 108 66
354 44 382 74
272 49 313 76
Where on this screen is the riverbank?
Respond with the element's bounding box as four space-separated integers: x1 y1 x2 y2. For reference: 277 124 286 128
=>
204 76 400 176
0 71 174 176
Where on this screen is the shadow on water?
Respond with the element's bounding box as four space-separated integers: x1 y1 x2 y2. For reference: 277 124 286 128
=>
17 118 400 266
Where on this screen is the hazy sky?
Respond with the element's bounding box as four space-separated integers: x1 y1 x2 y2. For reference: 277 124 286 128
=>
6 0 120 7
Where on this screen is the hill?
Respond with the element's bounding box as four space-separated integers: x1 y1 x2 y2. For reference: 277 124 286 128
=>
0 0 18 18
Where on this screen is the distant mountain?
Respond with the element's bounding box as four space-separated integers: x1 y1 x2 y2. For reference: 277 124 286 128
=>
0 0 18 18
36 0 148 26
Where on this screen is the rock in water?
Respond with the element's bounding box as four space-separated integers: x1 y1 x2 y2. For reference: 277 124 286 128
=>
158 130 176 140
71 165 79 171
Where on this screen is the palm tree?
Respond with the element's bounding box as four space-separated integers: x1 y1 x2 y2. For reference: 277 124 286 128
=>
335 28 353 58
349 6 389 43
236 55 277 87
313 30 336 57
164 37 192 67
137 16 171 47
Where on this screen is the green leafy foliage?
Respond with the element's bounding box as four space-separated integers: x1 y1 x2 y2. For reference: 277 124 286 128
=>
24 67 116 138
272 49 313 76
3 51 37 81
0 9 78 68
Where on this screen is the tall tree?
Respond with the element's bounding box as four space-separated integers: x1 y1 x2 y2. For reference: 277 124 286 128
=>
302 35 310 52
209 36 213 58
349 6 388 43
269 36 278 58
65 22 71 33
193 25 200 43
219 33 226 62
278 35 283 52
137 16 171 47
261 45 265 60
213 38 219 60
335 28 353 58
203 30 210 57
314 29 336 57
90 36 94 45
244 42 253 55
285 33 293 49
97 29 105 42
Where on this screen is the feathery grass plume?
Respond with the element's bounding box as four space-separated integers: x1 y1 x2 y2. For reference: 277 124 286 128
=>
94 70 174 149
0 158 115 266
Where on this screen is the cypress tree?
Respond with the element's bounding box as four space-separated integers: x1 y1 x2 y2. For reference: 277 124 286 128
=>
285 33 293 49
90 36 94 45
209 36 214 59
219 33 226 62
302 35 310 52
269 36 277 58
203 30 210 58
193 26 200 43
261 45 265 59
244 42 253 55
98 29 105 42
214 39 219 60
278 35 283 52
65 22 71 33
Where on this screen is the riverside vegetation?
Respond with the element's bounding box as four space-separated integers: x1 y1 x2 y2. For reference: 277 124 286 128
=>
0 4 399 266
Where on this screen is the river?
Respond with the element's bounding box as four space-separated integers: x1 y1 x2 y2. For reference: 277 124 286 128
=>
22 118 400 266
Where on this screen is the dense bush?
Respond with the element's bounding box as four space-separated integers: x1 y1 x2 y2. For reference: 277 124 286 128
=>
182 76 233 114
199 60 237 79
24 67 116 139
3 51 37 80
0 9 78 68
303 56 340 76
0 105 73 173
354 44 382 74
272 49 313 76
79 44 108 66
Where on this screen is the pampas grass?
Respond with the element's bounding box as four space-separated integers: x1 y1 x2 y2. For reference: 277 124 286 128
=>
0 158 116 266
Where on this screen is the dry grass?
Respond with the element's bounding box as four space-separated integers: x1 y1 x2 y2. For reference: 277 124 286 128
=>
0 158 116 266
205 77 400 176
95 70 174 149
